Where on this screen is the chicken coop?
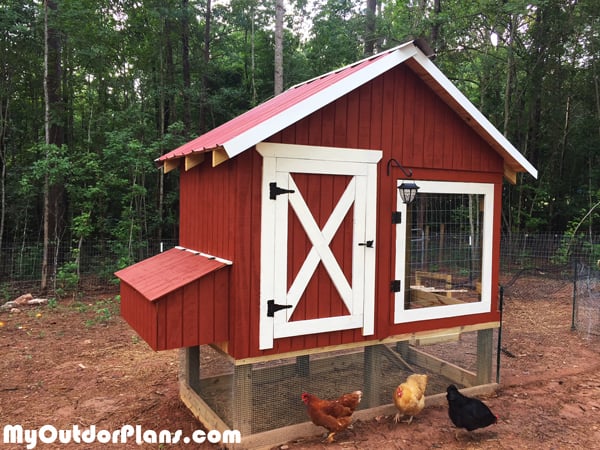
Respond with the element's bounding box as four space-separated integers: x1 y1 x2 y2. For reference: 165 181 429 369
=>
115 39 537 448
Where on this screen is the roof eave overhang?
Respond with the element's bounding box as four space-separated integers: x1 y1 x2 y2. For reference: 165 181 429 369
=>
405 53 538 183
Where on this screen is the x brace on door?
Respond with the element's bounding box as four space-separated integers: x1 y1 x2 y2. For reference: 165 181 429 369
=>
285 175 356 318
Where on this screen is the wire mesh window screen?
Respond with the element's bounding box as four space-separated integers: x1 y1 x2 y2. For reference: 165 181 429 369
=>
407 192 483 310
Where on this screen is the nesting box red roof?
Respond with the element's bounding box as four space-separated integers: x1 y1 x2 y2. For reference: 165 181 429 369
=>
115 247 230 301
157 40 537 181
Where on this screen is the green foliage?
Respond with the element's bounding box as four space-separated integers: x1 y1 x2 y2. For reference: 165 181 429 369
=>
55 255 81 300
85 295 121 327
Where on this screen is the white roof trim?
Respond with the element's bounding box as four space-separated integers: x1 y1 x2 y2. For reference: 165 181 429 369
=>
206 40 536 180
409 51 538 179
222 45 418 159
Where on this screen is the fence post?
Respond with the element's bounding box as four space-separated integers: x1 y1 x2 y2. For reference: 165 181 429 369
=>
571 258 577 332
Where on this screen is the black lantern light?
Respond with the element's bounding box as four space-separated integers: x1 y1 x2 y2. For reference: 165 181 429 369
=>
398 181 420 204
386 158 420 204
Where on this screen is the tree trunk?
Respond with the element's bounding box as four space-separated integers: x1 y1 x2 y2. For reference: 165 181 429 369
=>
430 0 441 51
274 0 284 95
181 0 191 133
42 0 64 294
365 0 377 56
0 98 6 267
164 16 175 134
200 0 211 132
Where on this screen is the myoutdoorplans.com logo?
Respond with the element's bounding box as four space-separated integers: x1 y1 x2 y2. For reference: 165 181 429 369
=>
3 424 241 449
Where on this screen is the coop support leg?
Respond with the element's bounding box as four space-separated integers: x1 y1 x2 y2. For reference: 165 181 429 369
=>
181 346 201 393
476 329 493 385
395 340 410 359
296 355 310 376
363 345 383 408
232 363 253 436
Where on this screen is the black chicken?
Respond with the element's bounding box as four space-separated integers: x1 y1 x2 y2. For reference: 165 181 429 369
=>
446 385 497 436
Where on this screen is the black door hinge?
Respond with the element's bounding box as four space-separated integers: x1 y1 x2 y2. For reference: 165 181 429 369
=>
267 299 293 317
269 182 295 199
392 211 402 224
390 280 401 292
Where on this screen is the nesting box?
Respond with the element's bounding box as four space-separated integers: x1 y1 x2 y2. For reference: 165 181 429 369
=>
116 40 536 448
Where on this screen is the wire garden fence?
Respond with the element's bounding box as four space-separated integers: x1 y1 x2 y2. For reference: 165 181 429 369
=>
0 233 599 335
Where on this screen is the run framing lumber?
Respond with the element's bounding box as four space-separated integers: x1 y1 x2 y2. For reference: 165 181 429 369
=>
476 328 494 384
232 364 253 435
403 346 478 387
233 322 500 365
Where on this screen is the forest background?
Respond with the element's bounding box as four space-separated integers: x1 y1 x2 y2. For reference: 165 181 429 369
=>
1 0 599 293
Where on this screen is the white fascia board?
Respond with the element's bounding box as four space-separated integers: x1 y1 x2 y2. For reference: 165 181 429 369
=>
411 52 538 179
222 46 419 159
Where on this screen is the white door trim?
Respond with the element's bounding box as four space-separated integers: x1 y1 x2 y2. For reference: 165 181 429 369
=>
257 142 381 350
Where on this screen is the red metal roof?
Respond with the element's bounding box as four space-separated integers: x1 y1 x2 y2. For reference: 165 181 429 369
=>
158 40 537 179
115 247 229 301
157 45 406 163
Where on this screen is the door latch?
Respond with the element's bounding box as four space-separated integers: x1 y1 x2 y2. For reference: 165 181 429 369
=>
358 240 374 248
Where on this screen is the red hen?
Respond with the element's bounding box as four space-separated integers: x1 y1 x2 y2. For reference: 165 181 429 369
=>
301 390 362 443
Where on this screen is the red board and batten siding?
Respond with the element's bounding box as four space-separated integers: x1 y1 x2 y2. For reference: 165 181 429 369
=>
170 63 504 360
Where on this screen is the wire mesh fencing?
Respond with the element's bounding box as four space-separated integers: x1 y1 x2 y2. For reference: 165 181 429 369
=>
572 261 600 338
0 239 178 298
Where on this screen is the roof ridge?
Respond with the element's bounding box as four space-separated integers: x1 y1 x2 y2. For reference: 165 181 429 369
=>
288 41 413 90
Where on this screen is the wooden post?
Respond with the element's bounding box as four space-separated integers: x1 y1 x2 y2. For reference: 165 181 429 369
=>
181 346 201 392
439 223 445 267
232 363 253 436
395 340 409 359
363 345 383 408
296 355 310 376
476 329 494 385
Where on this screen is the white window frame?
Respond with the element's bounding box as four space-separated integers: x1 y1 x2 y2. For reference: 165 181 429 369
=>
394 180 495 324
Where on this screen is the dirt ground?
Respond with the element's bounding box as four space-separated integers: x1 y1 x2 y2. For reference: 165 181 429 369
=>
1 279 599 450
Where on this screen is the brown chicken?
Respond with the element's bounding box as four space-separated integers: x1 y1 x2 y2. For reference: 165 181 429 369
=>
301 390 362 443
393 373 428 424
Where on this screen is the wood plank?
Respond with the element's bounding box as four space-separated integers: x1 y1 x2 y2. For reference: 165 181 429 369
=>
379 344 415 372
165 288 184 349
235 322 500 365
504 164 517 184
185 153 204 171
182 283 199 348
163 158 179 173
179 379 232 432
406 346 477 387
410 289 465 307
213 268 230 343
232 364 253 435
180 346 201 392
363 345 383 408
212 147 229 166
476 328 494 385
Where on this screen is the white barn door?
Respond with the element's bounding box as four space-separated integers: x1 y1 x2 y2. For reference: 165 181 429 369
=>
257 143 381 350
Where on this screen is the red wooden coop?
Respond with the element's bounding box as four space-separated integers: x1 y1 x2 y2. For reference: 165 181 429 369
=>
116 40 537 447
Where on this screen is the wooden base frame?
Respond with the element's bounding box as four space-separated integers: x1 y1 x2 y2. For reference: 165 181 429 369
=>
178 327 497 449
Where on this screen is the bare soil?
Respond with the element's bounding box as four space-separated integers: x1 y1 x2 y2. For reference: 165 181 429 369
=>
1 279 599 450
